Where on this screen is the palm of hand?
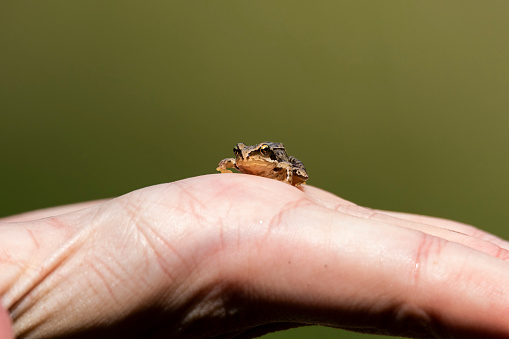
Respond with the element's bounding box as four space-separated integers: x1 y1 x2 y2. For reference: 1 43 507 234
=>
2 174 509 339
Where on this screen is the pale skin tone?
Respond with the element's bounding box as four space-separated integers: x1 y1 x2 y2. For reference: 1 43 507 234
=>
1 174 509 338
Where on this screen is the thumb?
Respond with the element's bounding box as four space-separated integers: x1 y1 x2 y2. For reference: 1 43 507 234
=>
0 303 13 339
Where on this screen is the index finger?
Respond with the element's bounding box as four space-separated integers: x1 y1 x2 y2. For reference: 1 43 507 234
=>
301 185 509 257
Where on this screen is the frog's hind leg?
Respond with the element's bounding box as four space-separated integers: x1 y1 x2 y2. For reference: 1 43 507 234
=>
284 167 294 185
216 158 236 173
275 162 294 185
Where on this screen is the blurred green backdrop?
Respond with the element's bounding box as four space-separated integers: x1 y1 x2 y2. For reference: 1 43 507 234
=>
2 1 509 338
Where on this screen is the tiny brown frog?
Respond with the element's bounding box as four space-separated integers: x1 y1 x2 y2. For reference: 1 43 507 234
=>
216 142 308 186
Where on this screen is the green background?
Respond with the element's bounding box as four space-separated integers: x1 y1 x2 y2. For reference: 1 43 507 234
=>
2 2 509 338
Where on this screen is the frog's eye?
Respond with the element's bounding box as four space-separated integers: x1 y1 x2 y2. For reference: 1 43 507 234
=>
260 144 271 156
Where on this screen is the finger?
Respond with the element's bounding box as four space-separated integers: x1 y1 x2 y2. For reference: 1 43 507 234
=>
300 185 358 209
301 185 509 259
376 210 509 250
234 208 509 338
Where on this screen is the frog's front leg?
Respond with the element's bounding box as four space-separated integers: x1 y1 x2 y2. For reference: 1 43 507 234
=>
216 158 236 173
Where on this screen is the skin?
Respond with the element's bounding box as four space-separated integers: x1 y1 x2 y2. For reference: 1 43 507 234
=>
1 174 509 338
0 303 13 339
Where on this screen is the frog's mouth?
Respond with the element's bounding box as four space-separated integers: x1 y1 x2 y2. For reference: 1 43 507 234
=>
235 158 277 176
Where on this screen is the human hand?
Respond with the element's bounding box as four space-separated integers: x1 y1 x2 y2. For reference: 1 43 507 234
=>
1 174 509 338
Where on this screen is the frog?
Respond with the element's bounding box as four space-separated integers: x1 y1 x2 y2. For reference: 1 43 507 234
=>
216 142 308 186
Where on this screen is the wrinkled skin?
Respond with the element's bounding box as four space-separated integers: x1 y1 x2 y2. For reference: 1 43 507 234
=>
1 174 509 339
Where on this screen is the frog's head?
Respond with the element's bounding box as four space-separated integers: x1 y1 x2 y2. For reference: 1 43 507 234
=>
233 142 286 174
234 142 284 162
